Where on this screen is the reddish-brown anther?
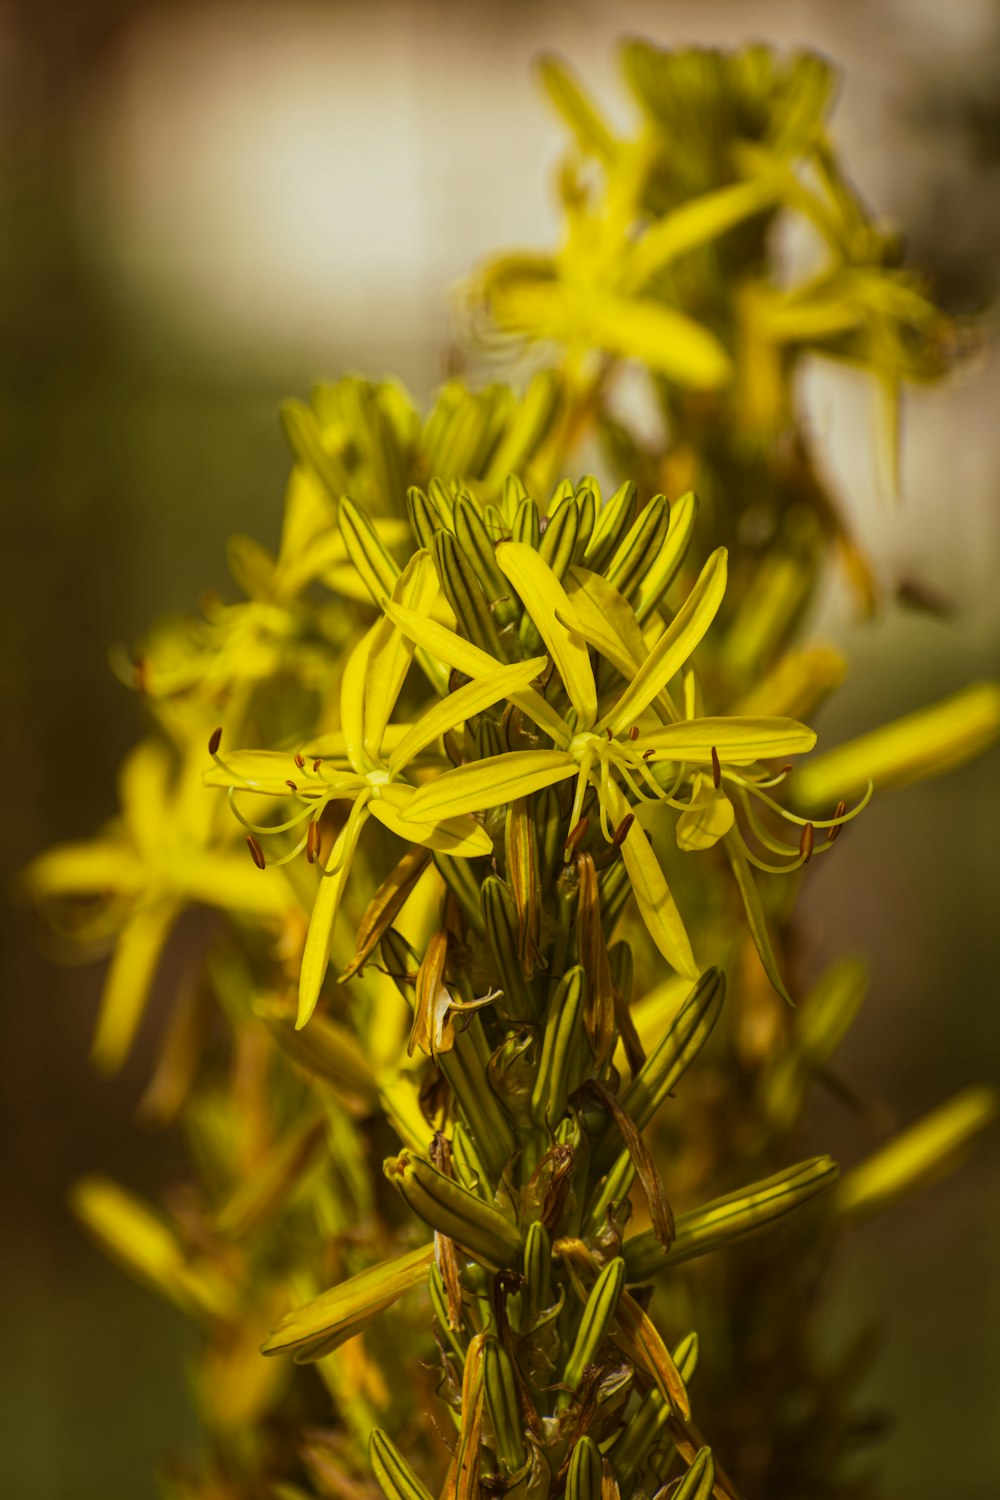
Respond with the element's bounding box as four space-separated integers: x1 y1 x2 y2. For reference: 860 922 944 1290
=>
246 834 266 870
208 726 223 757
828 800 848 842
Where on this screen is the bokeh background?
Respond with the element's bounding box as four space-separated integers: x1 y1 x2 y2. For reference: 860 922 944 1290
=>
3 1 999 1495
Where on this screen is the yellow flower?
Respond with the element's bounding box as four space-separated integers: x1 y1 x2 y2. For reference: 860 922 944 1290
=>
385 542 825 984
22 736 293 1073
206 553 547 1029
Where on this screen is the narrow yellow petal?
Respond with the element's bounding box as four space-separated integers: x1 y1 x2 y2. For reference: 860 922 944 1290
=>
602 549 728 736
91 899 180 1075
369 789 493 858
382 596 571 747
792 682 1000 811
20 840 145 900
640 716 816 765
387 656 547 774
406 750 576 823
341 628 377 774
298 798 370 1029
603 783 698 979
496 541 597 727
363 554 440 762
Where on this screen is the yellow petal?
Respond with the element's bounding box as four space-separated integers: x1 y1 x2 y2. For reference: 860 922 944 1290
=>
792 682 1000 811
363 554 440 762
381 596 571 747
406 750 576 823
20 840 145 900
603 782 698 979
298 798 370 1030
601 549 728 736
369 789 493 858
676 780 735 851
91 898 180 1075
640 716 816 765
496 542 598 727
387 656 547 774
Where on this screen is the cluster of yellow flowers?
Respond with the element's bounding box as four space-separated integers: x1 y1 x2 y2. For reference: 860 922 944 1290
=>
21 40 1000 1500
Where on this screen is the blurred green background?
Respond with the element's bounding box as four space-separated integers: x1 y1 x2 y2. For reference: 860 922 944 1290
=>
3 1 999 1495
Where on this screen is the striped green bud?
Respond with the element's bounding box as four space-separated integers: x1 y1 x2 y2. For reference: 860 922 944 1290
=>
406 484 447 551
574 484 597 560
560 1256 626 1398
565 1436 603 1500
623 1157 839 1280
521 1220 552 1329
584 480 636 573
675 1447 715 1500
485 369 562 485
483 1337 526 1473
431 853 487 934
531 966 588 1126
512 496 541 548
370 1429 435 1500
454 496 516 627
622 969 725 1132
633 490 698 625
433 531 509 660
451 1121 494 1199
439 1027 516 1177
259 1243 434 1361
605 495 670 601
538 497 579 580
338 494 399 604
482 876 535 1022
612 1333 698 1481
384 1150 522 1270
280 397 347 502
